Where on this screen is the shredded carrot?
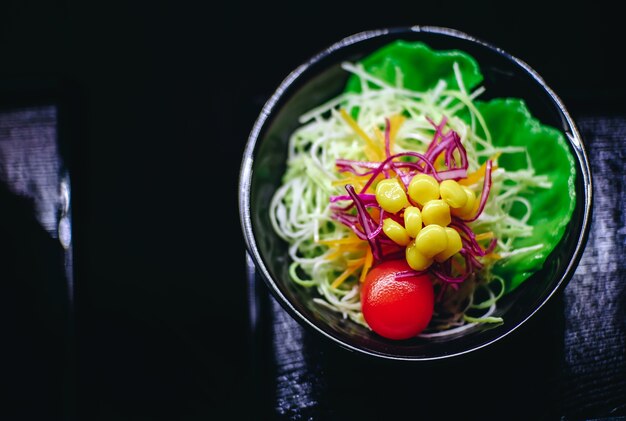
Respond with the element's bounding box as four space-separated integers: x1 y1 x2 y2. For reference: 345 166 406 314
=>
331 177 367 191
318 237 364 246
332 173 382 192
368 206 380 222
483 252 501 260
388 114 405 151
434 152 446 170
331 265 360 289
346 258 365 267
373 126 385 149
340 109 382 161
459 152 501 186
324 242 368 261
359 248 374 283
323 243 370 288
475 231 494 241
320 233 368 261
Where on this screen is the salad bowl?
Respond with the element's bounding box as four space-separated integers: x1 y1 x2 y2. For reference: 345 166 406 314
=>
239 26 592 361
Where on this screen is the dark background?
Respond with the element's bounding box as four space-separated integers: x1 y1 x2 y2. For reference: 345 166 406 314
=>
0 1 623 420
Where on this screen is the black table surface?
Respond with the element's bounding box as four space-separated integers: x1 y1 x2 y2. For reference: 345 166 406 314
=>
1 2 626 420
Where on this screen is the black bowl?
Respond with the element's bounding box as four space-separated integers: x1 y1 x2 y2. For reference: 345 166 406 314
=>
238 26 593 361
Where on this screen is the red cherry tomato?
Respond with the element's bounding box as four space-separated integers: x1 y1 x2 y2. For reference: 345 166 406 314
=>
361 259 434 340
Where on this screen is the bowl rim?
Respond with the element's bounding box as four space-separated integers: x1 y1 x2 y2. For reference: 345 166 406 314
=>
238 25 593 361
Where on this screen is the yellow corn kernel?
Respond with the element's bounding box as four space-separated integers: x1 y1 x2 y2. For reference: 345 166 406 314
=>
434 227 463 263
375 178 409 213
413 224 448 258
440 179 468 209
382 218 410 246
405 240 433 271
450 185 477 218
408 174 440 206
403 206 422 238
421 199 451 226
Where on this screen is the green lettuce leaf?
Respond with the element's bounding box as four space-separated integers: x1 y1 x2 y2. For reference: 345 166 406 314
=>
475 99 576 292
345 40 483 93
